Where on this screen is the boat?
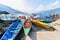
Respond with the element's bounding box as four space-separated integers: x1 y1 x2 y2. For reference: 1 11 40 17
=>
0 20 15 38
31 19 55 31
1 20 23 40
32 18 53 23
23 19 32 36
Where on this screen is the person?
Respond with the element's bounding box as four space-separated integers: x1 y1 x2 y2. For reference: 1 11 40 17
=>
23 19 32 28
46 14 55 19
46 14 60 21
50 14 55 19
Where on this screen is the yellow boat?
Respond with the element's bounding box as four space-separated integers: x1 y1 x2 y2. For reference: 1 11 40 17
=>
30 19 55 31
32 18 53 23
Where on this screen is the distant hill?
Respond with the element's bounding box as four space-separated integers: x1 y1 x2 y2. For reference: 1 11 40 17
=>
33 8 60 15
0 4 24 14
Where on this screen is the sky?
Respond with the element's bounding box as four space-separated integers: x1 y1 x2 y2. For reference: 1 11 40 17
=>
0 0 60 13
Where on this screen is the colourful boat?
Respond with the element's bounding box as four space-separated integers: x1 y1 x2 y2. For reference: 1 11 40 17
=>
32 18 53 23
23 19 32 36
41 20 53 23
1 20 23 40
31 19 55 31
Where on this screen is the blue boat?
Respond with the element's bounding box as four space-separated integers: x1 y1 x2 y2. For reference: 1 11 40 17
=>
1 20 23 40
32 13 54 23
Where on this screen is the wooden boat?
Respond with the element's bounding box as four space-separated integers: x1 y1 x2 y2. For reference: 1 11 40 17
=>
31 19 55 31
23 19 32 36
1 20 23 40
19 16 26 19
32 18 53 23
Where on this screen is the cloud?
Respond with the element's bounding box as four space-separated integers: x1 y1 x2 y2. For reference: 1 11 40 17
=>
0 0 37 13
36 0 60 12
0 0 30 13
0 0 60 13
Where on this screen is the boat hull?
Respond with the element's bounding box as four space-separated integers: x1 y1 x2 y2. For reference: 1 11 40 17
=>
1 20 23 40
31 19 56 31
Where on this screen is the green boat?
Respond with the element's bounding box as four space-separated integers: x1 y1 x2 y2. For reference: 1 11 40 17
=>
41 20 53 23
23 19 32 36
